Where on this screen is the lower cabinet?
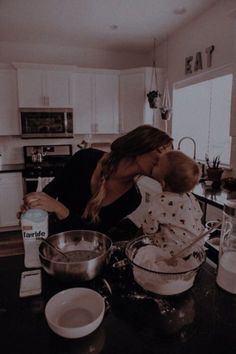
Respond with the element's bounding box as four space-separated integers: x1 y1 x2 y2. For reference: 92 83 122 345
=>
0 173 23 228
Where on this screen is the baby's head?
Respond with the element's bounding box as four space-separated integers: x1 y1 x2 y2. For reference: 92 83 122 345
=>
152 150 201 193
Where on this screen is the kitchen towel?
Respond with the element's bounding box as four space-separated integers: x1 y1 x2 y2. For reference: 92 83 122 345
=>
36 177 54 192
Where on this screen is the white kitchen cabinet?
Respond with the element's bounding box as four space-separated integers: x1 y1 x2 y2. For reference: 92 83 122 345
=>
119 67 164 132
0 69 19 135
73 70 119 134
16 67 74 108
73 72 93 134
0 173 23 228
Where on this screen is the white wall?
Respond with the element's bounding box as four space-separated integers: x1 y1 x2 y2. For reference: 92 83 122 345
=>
0 41 149 70
157 0 234 84
0 134 118 165
155 0 236 172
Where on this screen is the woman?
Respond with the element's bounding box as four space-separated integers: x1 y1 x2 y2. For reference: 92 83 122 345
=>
20 125 173 237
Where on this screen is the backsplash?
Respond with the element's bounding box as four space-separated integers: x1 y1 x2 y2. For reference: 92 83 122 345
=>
0 134 117 164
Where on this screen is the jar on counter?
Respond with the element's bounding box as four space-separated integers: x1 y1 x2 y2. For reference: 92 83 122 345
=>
216 200 236 294
21 208 48 268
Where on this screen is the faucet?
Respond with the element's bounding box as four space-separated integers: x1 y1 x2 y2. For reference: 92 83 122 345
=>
177 136 196 160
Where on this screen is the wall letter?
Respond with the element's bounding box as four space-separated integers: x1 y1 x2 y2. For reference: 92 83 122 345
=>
185 56 193 74
205 45 215 67
194 52 203 71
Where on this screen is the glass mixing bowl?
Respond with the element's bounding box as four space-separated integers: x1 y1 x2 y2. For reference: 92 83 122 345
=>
125 234 206 296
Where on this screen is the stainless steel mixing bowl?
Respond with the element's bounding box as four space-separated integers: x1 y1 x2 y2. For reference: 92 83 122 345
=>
39 230 112 282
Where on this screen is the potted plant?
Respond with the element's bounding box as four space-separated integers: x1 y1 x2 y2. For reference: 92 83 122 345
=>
205 154 224 185
147 90 161 109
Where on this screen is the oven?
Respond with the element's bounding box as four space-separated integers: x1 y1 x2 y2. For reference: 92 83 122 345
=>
23 144 72 194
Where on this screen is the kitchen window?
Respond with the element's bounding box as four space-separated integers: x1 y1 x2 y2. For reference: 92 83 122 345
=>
172 71 233 165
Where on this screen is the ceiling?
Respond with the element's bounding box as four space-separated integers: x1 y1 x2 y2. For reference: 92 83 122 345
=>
0 0 218 53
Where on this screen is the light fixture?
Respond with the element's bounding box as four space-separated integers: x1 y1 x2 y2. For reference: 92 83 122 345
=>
173 7 186 15
110 24 119 30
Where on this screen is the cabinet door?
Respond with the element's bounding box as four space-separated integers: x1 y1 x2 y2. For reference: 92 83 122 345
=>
73 72 93 134
17 69 73 108
119 72 145 133
0 69 19 135
17 69 44 107
0 173 23 227
46 70 73 107
94 74 119 133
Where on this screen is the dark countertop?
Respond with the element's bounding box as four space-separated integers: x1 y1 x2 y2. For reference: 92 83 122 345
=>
193 182 236 209
0 254 236 354
0 163 25 173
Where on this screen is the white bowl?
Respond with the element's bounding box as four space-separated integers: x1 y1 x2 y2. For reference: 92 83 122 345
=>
45 288 105 338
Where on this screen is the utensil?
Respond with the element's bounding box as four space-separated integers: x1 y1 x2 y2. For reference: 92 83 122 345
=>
45 288 105 338
41 238 69 262
162 221 221 266
39 230 112 282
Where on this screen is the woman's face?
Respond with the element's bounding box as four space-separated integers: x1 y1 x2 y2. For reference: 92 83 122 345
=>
152 154 169 182
135 143 172 176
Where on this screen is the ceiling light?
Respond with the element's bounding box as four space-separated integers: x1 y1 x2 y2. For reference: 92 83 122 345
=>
110 25 118 30
173 7 187 15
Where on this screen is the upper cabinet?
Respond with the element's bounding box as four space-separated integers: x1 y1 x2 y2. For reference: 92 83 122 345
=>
73 70 119 134
0 69 20 135
119 67 164 133
14 63 76 108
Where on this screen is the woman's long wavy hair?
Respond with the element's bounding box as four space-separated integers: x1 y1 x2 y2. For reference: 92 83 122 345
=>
82 125 173 223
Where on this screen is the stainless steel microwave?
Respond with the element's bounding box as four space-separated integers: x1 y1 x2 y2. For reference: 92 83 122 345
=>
20 108 73 138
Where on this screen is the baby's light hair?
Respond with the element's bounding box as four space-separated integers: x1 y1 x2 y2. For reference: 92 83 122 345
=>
161 151 200 193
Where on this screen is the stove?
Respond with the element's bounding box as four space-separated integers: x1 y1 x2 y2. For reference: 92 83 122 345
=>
23 144 72 192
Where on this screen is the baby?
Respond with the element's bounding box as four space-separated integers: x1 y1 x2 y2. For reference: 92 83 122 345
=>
142 150 205 248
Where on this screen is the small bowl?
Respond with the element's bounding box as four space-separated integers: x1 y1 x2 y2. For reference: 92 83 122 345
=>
125 235 206 296
45 288 105 338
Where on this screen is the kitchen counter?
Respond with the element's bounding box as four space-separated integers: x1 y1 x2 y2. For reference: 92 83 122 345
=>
0 253 236 354
193 182 236 209
192 182 236 225
0 163 25 173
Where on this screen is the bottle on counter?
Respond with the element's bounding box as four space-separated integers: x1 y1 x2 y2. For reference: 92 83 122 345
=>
21 208 48 268
216 200 236 294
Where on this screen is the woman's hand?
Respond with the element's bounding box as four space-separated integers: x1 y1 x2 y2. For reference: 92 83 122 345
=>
18 192 69 220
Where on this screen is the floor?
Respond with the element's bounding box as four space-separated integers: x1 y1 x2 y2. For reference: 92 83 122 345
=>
0 230 24 257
